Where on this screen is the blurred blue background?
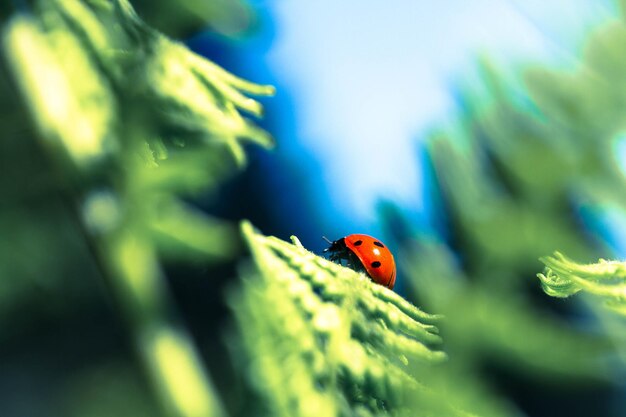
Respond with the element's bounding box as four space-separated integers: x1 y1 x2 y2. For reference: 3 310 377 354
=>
189 0 619 258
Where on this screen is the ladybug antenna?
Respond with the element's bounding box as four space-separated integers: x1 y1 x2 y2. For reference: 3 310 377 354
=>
321 236 333 245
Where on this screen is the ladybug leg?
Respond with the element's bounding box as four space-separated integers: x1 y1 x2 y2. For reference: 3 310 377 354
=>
323 237 365 274
326 246 366 274
345 251 367 274
326 250 338 262
324 239 350 265
326 247 346 264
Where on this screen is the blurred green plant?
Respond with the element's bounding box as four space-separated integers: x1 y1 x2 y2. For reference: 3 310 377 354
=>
528 16 626 373
531 15 626 325
2 1 273 416
130 0 257 39
379 11 626 417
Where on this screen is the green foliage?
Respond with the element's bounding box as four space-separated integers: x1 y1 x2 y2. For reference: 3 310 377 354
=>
381 12 626 417
6 0 274 169
401 63 613 374
232 222 448 417
130 0 257 39
2 1 273 416
538 252 626 367
539 252 626 314
528 18 626 369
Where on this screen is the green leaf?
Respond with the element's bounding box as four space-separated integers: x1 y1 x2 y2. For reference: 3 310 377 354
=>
231 222 446 417
4 16 118 167
539 251 626 311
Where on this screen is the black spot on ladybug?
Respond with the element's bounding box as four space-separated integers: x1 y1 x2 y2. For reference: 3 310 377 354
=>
353 240 363 246
373 241 384 248
371 261 382 268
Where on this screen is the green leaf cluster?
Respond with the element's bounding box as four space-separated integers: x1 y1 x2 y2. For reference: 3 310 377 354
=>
380 12 626 417
232 222 449 417
540 252 626 312
531 14 626 311
529 15 626 367
1 1 273 416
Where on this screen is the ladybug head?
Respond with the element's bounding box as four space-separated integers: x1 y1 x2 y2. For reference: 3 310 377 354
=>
322 237 366 273
322 236 345 253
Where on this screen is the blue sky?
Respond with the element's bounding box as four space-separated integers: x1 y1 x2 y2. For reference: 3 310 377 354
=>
262 0 616 227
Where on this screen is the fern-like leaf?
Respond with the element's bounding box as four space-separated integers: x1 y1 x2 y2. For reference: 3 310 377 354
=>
231 221 447 417
539 251 626 314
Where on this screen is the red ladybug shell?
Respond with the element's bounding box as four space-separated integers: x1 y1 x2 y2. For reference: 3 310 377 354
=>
325 234 396 289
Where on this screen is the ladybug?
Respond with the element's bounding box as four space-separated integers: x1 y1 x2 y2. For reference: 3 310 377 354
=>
324 234 396 289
